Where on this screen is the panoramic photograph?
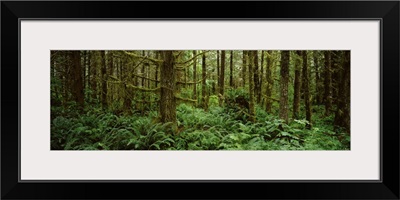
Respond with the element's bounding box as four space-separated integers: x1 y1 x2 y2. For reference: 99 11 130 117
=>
51 50 350 150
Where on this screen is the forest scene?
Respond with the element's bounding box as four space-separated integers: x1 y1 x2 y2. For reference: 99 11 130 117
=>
51 50 350 150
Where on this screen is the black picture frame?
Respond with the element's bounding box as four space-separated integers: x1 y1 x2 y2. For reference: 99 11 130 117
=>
2 1 399 199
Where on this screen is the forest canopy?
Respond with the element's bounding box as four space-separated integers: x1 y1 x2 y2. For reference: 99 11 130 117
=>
51 50 350 150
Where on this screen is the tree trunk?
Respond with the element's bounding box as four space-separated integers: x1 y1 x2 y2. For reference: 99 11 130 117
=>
193 50 197 105
331 51 340 108
122 58 132 115
302 51 312 129
293 51 302 119
100 51 107 109
184 56 187 88
334 51 350 133
253 51 261 104
248 51 256 122
155 51 159 88
324 51 332 116
91 51 97 101
313 51 322 105
160 51 176 124
108 51 114 104
229 50 233 88
63 52 70 103
265 50 273 113
201 51 208 111
242 51 247 87
279 51 290 123
70 51 84 109
219 50 225 106
82 51 87 92
260 50 264 104
217 50 220 94
87 51 91 98
141 51 145 87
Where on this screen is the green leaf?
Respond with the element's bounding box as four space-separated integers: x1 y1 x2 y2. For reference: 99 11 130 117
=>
280 131 291 137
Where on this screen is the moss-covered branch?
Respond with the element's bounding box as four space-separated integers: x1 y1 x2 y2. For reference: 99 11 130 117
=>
263 95 279 102
132 73 160 82
175 95 197 103
126 84 161 92
123 51 163 64
175 50 210 65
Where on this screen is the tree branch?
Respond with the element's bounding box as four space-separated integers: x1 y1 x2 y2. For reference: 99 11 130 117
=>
175 50 211 65
126 84 161 92
123 51 163 64
175 95 197 102
263 95 279 102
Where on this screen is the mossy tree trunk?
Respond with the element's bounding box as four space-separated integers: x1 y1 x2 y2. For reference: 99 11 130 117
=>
324 51 332 116
253 51 261 104
160 51 176 124
216 50 220 95
192 50 197 105
260 50 264 103
100 51 107 109
293 51 302 119
201 51 208 111
313 51 322 105
265 50 273 113
302 51 312 129
242 50 247 87
248 51 256 122
279 50 290 123
229 50 233 88
219 50 225 106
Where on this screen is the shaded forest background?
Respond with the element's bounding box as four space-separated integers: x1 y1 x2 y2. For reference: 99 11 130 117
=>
51 50 350 150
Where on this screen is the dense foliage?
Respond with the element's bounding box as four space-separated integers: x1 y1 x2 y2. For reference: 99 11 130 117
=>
51 50 350 150
51 99 349 150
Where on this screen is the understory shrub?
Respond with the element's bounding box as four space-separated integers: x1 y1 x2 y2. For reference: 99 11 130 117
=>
51 103 350 150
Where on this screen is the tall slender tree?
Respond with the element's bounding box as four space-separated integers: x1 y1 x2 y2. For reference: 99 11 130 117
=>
219 50 226 106
123 58 132 115
279 50 290 123
82 51 87 91
141 51 146 87
265 50 274 113
100 51 107 109
313 51 322 104
302 51 312 128
192 50 197 105
334 51 350 133
202 51 208 111
229 50 233 88
248 51 256 122
253 51 261 104
217 50 220 93
160 51 176 124
91 51 98 101
155 51 160 88
70 51 84 109
293 51 302 119
324 51 332 116
87 51 91 97
108 51 114 103
260 50 264 103
242 50 247 87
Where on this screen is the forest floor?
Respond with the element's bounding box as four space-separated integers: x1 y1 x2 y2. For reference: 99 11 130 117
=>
51 102 350 150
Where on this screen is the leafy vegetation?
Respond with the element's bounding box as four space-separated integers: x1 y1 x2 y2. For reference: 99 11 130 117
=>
51 50 350 150
51 102 350 150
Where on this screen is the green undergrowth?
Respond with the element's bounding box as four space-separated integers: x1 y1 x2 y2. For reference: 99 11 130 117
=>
51 104 350 150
